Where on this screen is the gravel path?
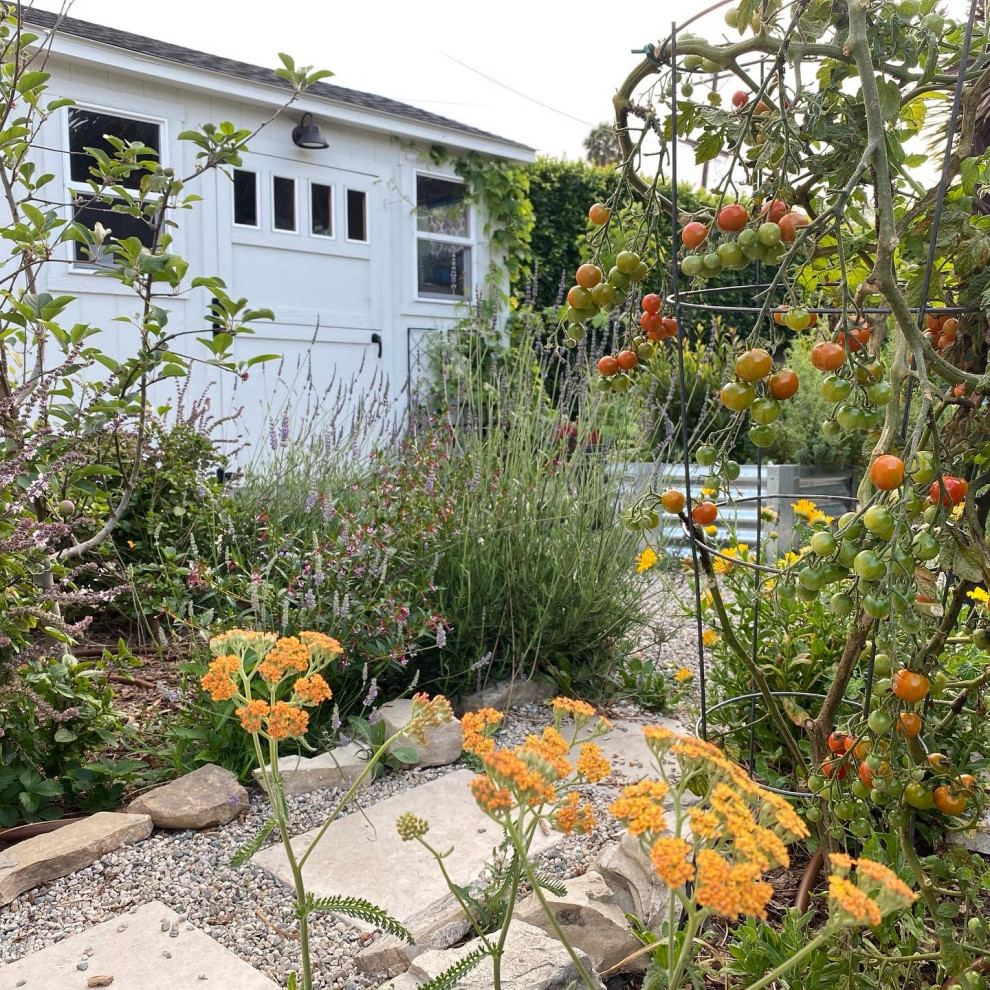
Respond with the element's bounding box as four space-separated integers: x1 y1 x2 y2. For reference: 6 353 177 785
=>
0 701 665 989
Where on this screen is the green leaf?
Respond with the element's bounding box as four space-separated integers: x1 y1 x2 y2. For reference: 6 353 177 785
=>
415 946 488 990
694 130 723 165
877 78 902 121
230 817 277 867
298 893 413 943
389 745 419 765
54 728 78 743
16 71 51 94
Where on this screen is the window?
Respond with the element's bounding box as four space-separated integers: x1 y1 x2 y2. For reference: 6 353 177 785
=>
71 193 155 266
311 183 334 237
233 170 258 227
273 176 296 232
346 189 367 242
415 174 471 299
67 108 163 267
68 108 161 188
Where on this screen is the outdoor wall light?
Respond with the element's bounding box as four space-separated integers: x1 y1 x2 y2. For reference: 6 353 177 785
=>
291 112 329 149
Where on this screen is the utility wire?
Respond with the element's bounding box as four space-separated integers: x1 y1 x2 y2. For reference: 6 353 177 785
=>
440 51 596 126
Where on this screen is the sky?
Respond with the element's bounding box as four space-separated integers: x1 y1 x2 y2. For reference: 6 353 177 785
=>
31 0 728 165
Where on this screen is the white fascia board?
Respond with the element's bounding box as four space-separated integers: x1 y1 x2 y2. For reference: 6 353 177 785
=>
43 34 536 163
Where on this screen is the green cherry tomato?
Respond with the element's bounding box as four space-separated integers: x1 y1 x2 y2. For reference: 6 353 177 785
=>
974 628 990 650
724 460 741 481
821 374 853 403
821 420 842 439
904 782 934 810
615 250 641 274
834 799 856 821
908 451 936 485
868 709 892 734
863 505 896 540
680 255 705 278
867 381 894 405
805 805 823 822
749 424 777 448
750 397 781 425
912 531 939 561
872 676 892 697
851 779 870 800
854 549 887 581
757 221 783 245
808 773 825 793
830 592 854 616
810 531 837 556
863 594 891 619
696 445 717 467
850 817 872 837
873 653 892 677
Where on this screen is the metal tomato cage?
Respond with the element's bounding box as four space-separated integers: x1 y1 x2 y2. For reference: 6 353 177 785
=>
642 0 983 796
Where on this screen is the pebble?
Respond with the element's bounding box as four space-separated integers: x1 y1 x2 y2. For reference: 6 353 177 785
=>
0 700 674 988
76 961 88 971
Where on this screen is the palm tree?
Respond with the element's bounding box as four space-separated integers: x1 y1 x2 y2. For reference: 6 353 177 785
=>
583 122 620 167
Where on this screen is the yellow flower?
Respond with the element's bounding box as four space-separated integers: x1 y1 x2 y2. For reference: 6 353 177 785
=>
792 499 818 519
968 587 990 606
266 701 309 740
637 547 659 573
704 524 718 535
576 742 611 782
127 540 136 549
701 487 718 497
675 667 693 683
236 698 270 733
702 630 719 648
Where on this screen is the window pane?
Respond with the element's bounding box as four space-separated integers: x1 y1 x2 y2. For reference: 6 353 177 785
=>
71 194 154 265
416 175 468 237
347 189 367 241
233 170 257 226
68 108 160 186
311 183 333 236
417 240 470 298
273 177 296 231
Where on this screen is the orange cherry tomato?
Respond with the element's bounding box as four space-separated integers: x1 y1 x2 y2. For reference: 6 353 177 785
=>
942 317 960 337
897 712 923 737
870 455 905 491
779 212 809 242
892 670 930 703
681 221 709 249
661 317 679 338
717 203 749 233
828 732 849 754
588 203 611 225
760 199 788 223
641 293 662 314
933 785 967 817
734 348 773 382
598 355 619 377
691 501 718 525
616 349 639 371
859 761 874 788
660 489 686 514
641 311 664 335
575 264 602 289
811 341 845 372
767 368 799 400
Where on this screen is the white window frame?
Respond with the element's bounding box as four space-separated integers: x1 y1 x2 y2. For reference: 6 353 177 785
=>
344 187 370 244
413 170 474 304
232 168 261 230
308 179 335 239
65 103 168 272
271 174 299 234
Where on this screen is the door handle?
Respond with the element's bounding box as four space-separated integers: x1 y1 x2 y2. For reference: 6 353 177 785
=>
371 332 382 358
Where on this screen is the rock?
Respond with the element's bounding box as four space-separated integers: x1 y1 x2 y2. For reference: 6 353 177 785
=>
250 742 372 797
128 764 248 829
354 891 472 977
513 870 642 973
0 812 152 906
592 830 671 928
0 901 278 988
377 976 421 990
379 699 463 768
253 770 562 931
454 677 556 715
408 921 603 989
949 810 990 854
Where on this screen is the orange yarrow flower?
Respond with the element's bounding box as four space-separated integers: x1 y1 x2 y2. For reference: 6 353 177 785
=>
200 654 241 701
462 708 503 756
257 636 311 684
236 698 270 733
550 697 596 719
696 849 774 919
609 779 669 835
293 673 333 706
650 836 695 888
470 774 515 814
266 700 309 740
829 874 883 927
408 693 454 745
299 631 343 656
576 742 611 782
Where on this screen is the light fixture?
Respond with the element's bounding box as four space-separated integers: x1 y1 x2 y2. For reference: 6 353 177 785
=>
291 112 328 149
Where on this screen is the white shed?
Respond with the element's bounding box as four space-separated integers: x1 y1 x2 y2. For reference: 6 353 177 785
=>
23 10 534 455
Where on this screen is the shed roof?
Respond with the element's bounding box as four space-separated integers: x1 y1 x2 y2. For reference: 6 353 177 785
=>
25 9 534 155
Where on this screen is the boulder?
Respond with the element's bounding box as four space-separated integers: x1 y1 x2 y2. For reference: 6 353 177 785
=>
592 830 671 927
0 812 152 906
513 870 643 973
408 920 603 989
354 891 472 977
251 741 371 797
379 700 463 768
454 676 556 715
128 763 248 829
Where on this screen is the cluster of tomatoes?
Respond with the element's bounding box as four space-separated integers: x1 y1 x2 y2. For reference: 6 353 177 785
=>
678 198 809 278
802 319 894 435
622 484 721 533
717 345 800 451
924 310 962 353
596 292 682 392
808 655 979 832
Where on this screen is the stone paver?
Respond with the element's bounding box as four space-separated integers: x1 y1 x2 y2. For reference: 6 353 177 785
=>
253 770 561 930
572 714 687 785
0 813 152 907
251 742 372 797
0 901 278 989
